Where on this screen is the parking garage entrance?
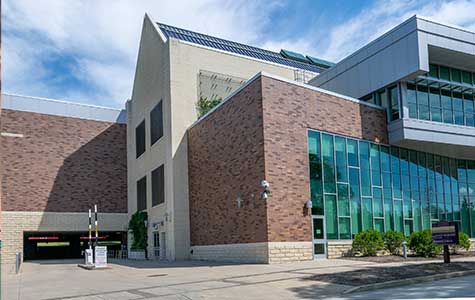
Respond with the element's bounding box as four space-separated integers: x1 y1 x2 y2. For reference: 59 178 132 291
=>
23 231 127 260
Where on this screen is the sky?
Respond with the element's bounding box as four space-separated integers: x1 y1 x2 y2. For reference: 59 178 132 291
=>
2 0 475 108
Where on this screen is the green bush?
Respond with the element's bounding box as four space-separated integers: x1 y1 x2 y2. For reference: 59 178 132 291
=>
196 96 222 118
128 211 148 250
408 229 442 257
382 230 405 255
352 229 384 256
452 232 471 253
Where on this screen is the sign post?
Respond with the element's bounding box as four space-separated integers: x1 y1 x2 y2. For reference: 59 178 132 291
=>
432 221 459 263
94 246 107 268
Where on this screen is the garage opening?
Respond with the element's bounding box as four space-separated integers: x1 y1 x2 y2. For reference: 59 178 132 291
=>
23 231 127 260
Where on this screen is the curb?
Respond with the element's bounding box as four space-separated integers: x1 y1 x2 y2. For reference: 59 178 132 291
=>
343 269 475 294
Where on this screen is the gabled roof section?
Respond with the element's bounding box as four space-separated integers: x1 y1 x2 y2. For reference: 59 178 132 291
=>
157 23 328 73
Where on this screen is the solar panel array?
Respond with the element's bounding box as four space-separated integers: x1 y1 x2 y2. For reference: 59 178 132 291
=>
158 23 327 74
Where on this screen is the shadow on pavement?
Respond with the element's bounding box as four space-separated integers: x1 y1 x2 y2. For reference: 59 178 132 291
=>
108 259 251 269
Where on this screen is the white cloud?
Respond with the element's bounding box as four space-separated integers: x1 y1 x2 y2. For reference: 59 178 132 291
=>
320 0 475 62
2 0 281 107
3 0 475 108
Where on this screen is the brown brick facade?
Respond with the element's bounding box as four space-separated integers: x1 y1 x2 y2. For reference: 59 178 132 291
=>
188 75 388 246
1 109 127 213
261 77 387 242
188 79 268 245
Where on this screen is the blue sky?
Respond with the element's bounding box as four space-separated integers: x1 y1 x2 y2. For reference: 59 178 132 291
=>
3 0 475 108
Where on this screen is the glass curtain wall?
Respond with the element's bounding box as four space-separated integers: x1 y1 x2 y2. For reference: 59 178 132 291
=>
308 130 475 239
407 64 475 126
407 83 474 127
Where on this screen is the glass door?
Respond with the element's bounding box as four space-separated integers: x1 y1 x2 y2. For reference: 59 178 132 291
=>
312 216 327 259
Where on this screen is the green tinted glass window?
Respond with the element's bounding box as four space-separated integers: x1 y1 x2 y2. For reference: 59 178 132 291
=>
451 68 461 83
322 134 336 193
308 130 475 239
325 195 338 239
338 183 350 216
373 188 383 218
440 66 450 81
362 198 373 230
335 137 348 182
429 64 438 78
339 218 351 239
347 139 359 167
462 71 472 84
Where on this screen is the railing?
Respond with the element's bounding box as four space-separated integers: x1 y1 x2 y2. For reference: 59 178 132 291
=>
107 249 128 259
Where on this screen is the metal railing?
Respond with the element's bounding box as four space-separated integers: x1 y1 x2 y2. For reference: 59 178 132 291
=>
107 249 127 259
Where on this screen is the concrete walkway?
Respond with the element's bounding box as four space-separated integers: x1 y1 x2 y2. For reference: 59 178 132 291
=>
3 257 475 300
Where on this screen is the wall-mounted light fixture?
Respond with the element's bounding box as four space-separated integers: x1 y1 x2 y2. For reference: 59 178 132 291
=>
305 200 313 209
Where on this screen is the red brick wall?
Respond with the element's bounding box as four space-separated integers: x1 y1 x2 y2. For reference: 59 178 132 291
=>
261 76 387 242
188 75 388 246
1 110 127 213
188 79 268 245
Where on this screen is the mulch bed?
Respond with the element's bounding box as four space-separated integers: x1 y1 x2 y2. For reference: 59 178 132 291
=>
307 261 475 286
340 251 475 264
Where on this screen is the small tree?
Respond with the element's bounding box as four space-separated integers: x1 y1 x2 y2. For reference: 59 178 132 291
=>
352 229 384 256
382 230 405 255
128 211 148 251
196 96 222 118
408 230 442 257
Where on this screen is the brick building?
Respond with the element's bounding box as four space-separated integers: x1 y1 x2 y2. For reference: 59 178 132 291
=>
1 14 474 265
0 94 128 266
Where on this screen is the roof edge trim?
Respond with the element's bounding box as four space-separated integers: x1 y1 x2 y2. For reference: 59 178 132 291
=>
144 13 167 43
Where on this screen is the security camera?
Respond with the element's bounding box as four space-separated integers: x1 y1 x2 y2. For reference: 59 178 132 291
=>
261 180 269 188
261 191 269 200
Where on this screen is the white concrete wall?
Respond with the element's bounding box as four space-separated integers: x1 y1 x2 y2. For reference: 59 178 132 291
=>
1 211 128 265
127 15 174 260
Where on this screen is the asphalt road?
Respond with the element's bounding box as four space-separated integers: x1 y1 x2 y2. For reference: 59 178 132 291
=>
331 274 475 300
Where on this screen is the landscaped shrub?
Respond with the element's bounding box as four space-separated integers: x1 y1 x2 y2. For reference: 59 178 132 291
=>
352 229 384 256
408 229 442 257
452 232 471 253
382 230 405 255
128 211 148 250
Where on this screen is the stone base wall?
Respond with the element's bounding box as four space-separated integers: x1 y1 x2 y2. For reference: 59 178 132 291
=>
1 211 128 266
327 240 353 259
470 239 475 251
268 242 313 263
191 242 313 264
191 242 269 263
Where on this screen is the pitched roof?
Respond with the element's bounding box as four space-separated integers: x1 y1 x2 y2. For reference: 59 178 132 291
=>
157 23 329 74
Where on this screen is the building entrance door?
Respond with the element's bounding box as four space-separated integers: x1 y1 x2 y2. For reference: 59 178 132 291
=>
311 216 327 259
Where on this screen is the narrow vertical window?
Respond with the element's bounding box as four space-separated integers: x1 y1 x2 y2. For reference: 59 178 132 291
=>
150 101 163 145
388 86 399 120
136 121 146 158
152 165 165 206
137 176 147 211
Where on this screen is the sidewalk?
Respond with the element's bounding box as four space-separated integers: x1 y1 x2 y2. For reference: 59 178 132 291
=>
3 257 475 300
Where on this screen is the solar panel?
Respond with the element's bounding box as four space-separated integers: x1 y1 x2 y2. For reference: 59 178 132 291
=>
158 23 326 73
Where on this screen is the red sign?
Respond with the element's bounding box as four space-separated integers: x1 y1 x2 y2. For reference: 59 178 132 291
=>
28 236 59 241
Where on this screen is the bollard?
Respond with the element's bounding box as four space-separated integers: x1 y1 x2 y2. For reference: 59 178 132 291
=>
15 252 22 274
402 240 407 259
